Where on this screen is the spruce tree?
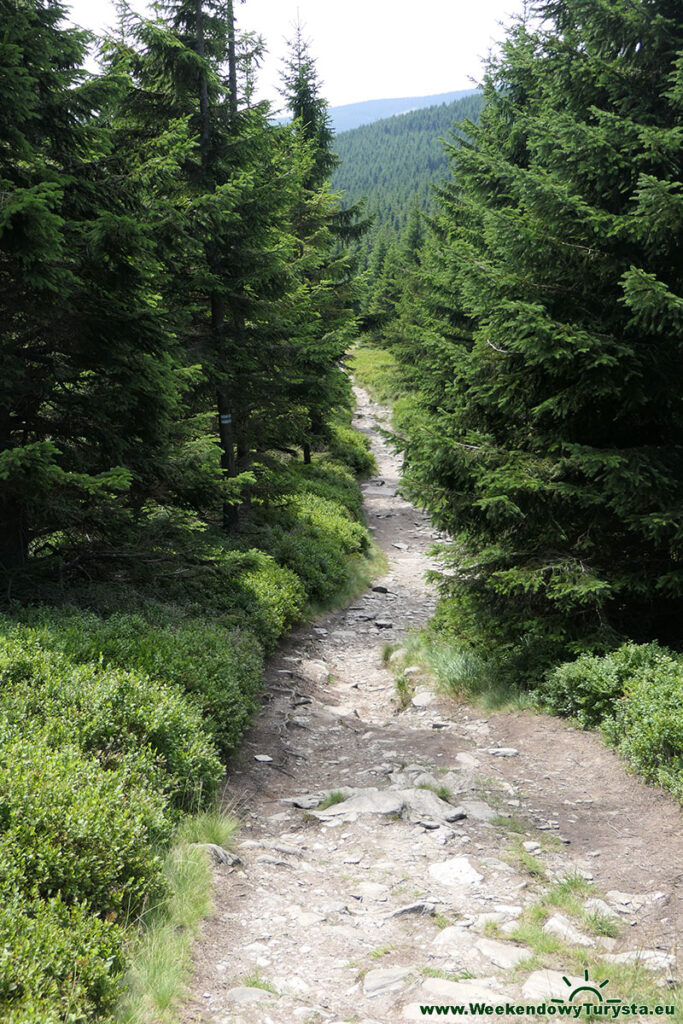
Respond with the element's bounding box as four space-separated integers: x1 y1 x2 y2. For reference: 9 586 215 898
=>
0 0 179 573
279 25 361 463
116 0 297 525
399 0 683 664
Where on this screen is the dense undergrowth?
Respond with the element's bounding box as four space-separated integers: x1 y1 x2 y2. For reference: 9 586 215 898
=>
355 343 683 806
0 422 377 1023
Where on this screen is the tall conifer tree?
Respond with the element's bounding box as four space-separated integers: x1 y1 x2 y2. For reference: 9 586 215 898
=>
399 0 683 662
0 0 179 572
280 25 362 462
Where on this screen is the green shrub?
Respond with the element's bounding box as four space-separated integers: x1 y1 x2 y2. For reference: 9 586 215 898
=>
5 608 265 756
537 643 664 727
0 732 170 917
327 421 376 476
605 650 683 802
0 631 223 809
0 896 125 1023
238 555 306 648
295 460 365 519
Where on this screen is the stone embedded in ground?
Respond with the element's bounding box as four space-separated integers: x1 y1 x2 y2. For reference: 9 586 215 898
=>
254 754 273 762
412 771 439 788
274 976 311 997
414 977 516 1007
455 752 479 767
372 584 389 593
523 841 541 853
475 937 531 969
430 925 473 953
374 619 394 629
312 788 405 820
289 795 320 809
363 966 413 997
411 692 434 708
606 890 666 913
403 665 423 678
403 788 466 824
522 970 586 1001
460 799 498 822
487 747 519 757
602 950 676 972
190 843 242 867
584 897 620 919
428 856 483 888
298 659 330 684
311 786 465 827
351 881 389 902
542 913 595 947
388 901 436 919
224 986 277 1004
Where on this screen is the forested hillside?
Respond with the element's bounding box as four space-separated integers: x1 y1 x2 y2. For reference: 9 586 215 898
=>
327 88 476 133
331 92 485 262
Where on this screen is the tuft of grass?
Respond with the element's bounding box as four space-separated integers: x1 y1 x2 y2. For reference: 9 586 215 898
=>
382 643 398 664
482 920 503 938
369 946 393 960
510 920 561 956
583 910 620 938
175 808 239 849
491 814 526 834
117 809 239 1024
388 632 535 712
117 846 212 1023
395 672 415 710
545 874 594 909
318 790 347 810
422 967 475 982
432 912 451 930
512 845 547 880
242 972 276 993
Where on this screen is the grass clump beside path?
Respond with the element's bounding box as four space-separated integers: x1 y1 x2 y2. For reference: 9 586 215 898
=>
348 345 405 404
0 418 378 1024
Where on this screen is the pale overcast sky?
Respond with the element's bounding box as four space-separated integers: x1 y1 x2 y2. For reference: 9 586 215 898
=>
67 0 525 110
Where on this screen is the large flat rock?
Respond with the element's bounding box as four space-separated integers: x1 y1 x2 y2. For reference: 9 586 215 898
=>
475 937 532 969
428 856 483 888
521 970 586 1001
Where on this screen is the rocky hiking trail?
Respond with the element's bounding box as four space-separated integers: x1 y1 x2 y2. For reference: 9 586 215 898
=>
181 388 682 1024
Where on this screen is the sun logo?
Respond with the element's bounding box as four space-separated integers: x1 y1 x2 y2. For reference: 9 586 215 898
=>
552 969 622 1005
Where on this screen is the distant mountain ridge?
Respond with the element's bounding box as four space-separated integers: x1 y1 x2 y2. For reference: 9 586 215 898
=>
328 89 477 134
331 92 486 264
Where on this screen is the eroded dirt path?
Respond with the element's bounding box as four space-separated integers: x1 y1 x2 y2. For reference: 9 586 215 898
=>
181 388 682 1024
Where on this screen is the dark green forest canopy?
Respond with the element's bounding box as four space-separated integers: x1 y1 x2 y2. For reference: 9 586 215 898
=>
386 0 683 670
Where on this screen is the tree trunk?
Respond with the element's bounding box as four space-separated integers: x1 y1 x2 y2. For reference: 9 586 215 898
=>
303 443 311 465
